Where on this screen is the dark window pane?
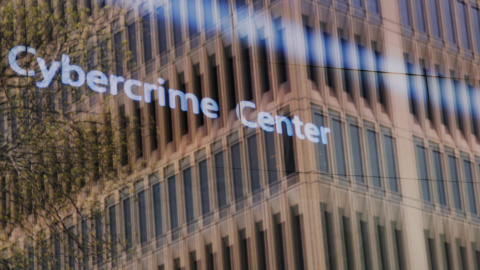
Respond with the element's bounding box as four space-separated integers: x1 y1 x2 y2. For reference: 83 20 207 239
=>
247 135 261 193
264 131 278 184
109 205 117 260
448 155 463 211
168 176 179 229
368 0 380 14
142 14 153 63
471 7 480 53
367 130 381 188
215 152 227 208
429 0 442 38
399 0 411 26
442 0 457 44
138 190 148 244
123 198 132 251
187 0 198 37
314 113 329 173
349 123 364 183
464 160 478 214
152 183 164 236
457 1 471 50
432 150 447 206
156 6 168 54
199 160 211 215
171 0 183 45
416 145 431 202
231 143 244 201
127 22 138 68
184 168 195 223
414 0 426 32
114 32 124 76
332 119 346 178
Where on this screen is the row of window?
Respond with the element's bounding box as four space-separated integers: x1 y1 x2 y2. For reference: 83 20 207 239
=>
322 207 407 270
425 231 480 270
405 52 480 141
415 140 480 217
315 110 399 193
400 0 480 55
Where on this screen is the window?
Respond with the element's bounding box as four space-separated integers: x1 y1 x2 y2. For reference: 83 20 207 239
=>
176 72 189 135
156 6 168 54
332 118 347 178
452 74 465 133
443 238 454 270
198 160 210 216
168 175 179 230
432 149 447 206
323 209 336 270
457 0 471 50
52 229 61 270
207 243 215 270
255 223 267 270
291 209 306 270
241 37 254 101
247 135 261 194
149 91 159 150
94 212 103 264
113 31 124 76
134 102 143 158
426 233 437 270
404 54 418 118
414 0 427 32
219 0 230 19
123 196 133 253
222 238 231 270
372 42 386 106
215 152 227 209
360 220 372 269
224 45 237 111
119 104 128 166
238 229 249 270
231 143 244 201
353 0 364 8
420 60 433 121
339 32 353 96
138 190 148 245
463 159 477 215
203 0 214 32
368 0 380 14
322 28 336 90
429 0 442 38
392 228 405 270
282 115 297 176
467 81 478 137
366 129 381 188
442 0 457 44
377 222 389 270
349 122 364 183
448 154 463 211
142 14 153 64
416 144 431 202
193 64 204 127
399 0 411 27
314 113 329 173
274 18 288 84
436 66 450 128
264 131 278 184
470 7 480 53
127 21 138 69
108 204 117 261
342 216 354 270
171 0 183 45
187 0 198 37
163 80 174 143
208 55 220 110
257 28 270 92
273 214 286 269
183 167 195 223
152 182 164 237
67 226 75 269
303 17 317 84
355 36 369 102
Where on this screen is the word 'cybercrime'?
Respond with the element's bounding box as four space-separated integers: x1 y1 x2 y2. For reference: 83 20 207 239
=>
9 45 330 144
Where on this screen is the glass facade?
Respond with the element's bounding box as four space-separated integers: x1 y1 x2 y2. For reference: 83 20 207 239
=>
2 0 480 269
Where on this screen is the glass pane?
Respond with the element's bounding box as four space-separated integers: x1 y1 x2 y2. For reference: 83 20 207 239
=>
152 183 163 236
199 160 211 215
432 150 447 206
183 168 195 223
349 123 364 183
314 113 329 173
215 152 227 208
332 119 347 178
367 130 381 188
448 155 462 211
416 145 431 202
168 176 179 229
